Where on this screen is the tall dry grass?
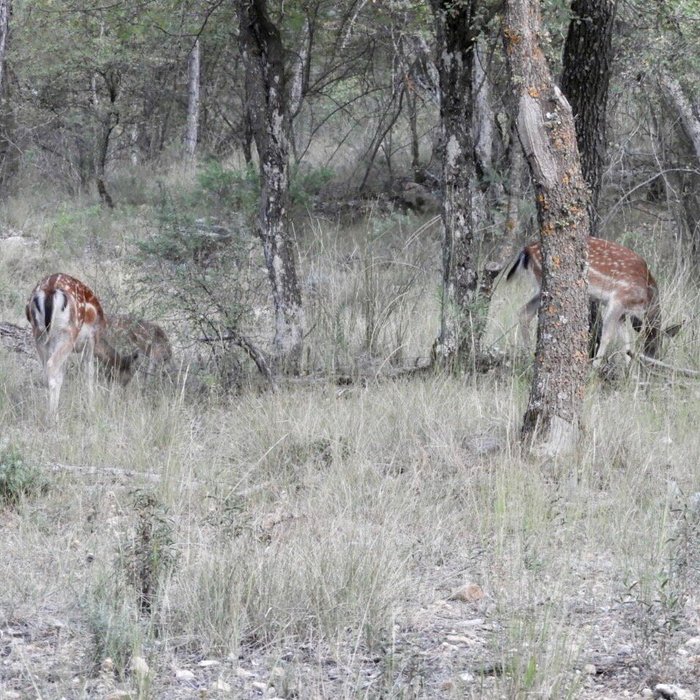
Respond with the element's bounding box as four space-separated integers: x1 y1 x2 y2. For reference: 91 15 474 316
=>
0 172 699 698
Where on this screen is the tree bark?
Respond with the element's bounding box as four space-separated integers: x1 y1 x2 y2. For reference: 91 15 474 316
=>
561 0 616 356
657 70 700 257
504 0 591 453
185 38 201 159
561 0 616 235
429 0 480 367
92 69 119 209
0 0 16 189
658 71 700 163
238 0 304 373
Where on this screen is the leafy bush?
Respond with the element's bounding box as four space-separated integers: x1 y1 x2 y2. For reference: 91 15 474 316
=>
119 490 179 616
290 164 334 209
0 445 47 507
135 185 268 390
197 160 259 218
196 159 333 217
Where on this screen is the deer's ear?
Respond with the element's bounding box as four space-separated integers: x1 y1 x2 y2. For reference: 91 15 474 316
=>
663 321 684 338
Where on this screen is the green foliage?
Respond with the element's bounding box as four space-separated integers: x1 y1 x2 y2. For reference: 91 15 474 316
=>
119 490 178 616
136 184 257 333
0 445 47 508
195 160 334 218
289 165 334 210
197 160 260 219
46 203 104 254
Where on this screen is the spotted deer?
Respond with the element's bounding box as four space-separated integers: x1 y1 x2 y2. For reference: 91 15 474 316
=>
26 274 137 413
507 237 666 364
102 314 173 386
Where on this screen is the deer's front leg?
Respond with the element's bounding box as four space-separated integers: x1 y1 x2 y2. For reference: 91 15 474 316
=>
45 336 75 414
593 304 624 368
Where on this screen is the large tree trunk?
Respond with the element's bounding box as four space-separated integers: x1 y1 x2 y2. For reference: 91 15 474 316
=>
561 0 616 356
238 0 304 373
504 0 591 453
429 0 480 367
561 0 616 235
185 38 201 159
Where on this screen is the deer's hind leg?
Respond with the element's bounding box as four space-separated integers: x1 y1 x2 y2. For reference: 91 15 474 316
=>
518 294 540 353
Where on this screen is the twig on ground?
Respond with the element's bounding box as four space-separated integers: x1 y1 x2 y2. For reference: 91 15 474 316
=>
630 351 700 377
47 462 270 498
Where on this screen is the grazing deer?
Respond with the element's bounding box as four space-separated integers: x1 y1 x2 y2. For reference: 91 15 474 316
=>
101 314 173 386
507 238 665 364
26 274 137 413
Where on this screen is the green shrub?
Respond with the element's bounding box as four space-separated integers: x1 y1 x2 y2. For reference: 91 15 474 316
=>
0 446 47 507
197 160 259 218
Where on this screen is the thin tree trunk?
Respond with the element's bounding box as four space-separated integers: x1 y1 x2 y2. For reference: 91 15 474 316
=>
657 70 700 256
239 0 304 373
185 38 201 159
504 0 590 453
92 71 118 209
0 0 16 189
429 0 480 367
407 85 421 181
658 70 700 162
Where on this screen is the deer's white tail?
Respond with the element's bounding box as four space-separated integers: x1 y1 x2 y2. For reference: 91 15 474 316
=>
27 288 71 337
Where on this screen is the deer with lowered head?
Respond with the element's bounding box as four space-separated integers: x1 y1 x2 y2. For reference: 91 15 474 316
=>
507 237 678 365
101 314 173 386
26 273 137 414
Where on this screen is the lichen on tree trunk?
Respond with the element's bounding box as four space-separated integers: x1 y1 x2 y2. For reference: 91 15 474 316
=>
504 0 591 453
430 0 486 368
239 0 304 373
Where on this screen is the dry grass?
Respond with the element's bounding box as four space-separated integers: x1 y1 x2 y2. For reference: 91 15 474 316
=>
1 182 700 699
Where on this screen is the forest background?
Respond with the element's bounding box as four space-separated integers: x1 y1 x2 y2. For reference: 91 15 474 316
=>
0 0 700 698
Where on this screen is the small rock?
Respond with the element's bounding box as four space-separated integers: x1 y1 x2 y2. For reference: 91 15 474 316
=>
685 637 700 651
3 692 21 700
130 656 149 677
654 683 695 700
446 634 475 645
459 672 475 682
448 583 485 603
251 680 268 692
212 679 232 692
198 659 221 668
175 669 196 682
641 691 653 699
583 664 597 675
236 667 255 679
105 693 132 700
461 617 485 627
689 492 700 512
463 434 503 455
